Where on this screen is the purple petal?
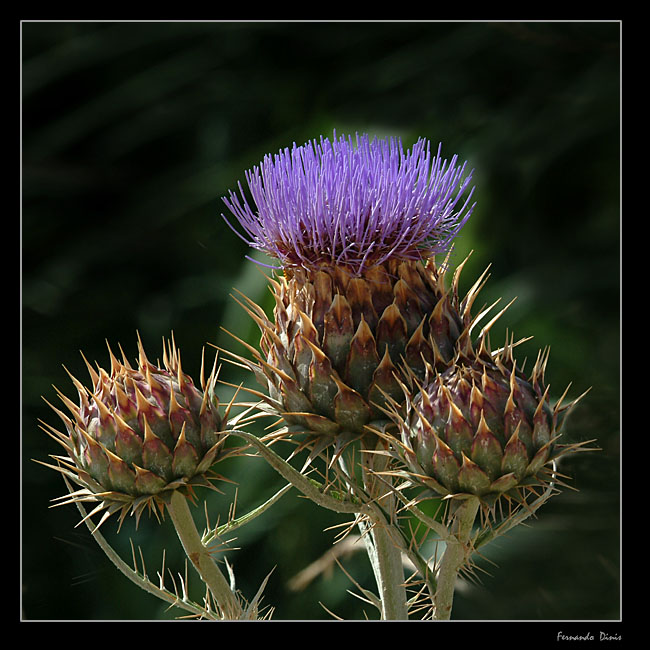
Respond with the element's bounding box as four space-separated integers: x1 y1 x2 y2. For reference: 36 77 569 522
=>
221 133 476 275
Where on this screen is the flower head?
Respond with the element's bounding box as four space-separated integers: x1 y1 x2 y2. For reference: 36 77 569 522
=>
39 336 231 528
222 133 476 275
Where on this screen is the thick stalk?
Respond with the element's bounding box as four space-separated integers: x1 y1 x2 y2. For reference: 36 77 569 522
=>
234 430 408 618
166 490 243 619
365 519 409 620
433 496 480 620
361 445 409 620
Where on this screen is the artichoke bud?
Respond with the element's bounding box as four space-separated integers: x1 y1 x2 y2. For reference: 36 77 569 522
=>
394 348 581 501
41 336 227 526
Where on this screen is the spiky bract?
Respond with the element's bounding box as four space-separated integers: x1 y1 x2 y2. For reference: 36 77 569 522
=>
226 254 504 457
40 336 230 527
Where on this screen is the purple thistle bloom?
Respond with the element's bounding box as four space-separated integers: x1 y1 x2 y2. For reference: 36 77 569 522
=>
222 133 476 276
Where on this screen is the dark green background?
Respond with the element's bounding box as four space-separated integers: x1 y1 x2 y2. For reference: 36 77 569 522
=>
22 21 620 621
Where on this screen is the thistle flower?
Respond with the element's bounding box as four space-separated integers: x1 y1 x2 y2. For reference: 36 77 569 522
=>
39 336 230 527
223 133 475 275
221 133 477 453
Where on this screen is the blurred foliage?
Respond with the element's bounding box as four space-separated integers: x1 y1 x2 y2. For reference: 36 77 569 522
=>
22 21 619 621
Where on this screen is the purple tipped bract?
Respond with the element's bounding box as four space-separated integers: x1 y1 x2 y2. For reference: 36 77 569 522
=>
222 133 476 275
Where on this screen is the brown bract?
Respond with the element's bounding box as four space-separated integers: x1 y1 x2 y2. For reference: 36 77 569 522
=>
224 254 511 461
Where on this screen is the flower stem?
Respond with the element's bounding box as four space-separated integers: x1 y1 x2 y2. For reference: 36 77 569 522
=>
433 496 480 620
62 475 214 618
232 430 367 515
363 519 409 620
361 443 409 620
166 490 243 619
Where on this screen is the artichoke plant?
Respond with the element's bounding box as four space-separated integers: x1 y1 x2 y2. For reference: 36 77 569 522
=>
34 131 595 622
221 133 477 454
39 336 229 527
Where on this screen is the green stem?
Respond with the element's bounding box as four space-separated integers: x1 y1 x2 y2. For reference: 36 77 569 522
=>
233 430 409 618
232 430 367 515
166 490 243 620
360 446 409 621
433 496 480 620
63 476 213 618
365 520 409 620
203 482 293 545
